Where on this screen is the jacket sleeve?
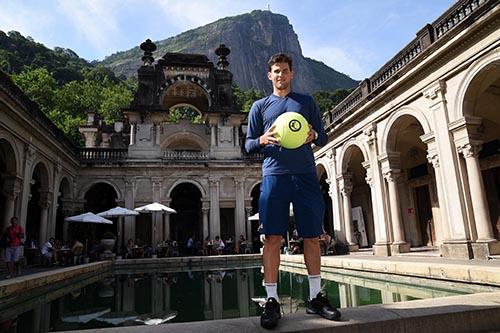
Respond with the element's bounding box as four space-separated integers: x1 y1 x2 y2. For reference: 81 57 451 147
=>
245 101 264 154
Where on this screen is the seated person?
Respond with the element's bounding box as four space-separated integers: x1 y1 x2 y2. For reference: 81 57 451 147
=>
204 237 212 256
71 239 85 264
41 238 57 265
213 235 225 255
125 239 135 259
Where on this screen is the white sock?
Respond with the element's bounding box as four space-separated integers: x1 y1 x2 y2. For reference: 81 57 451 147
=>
308 274 321 300
265 282 278 302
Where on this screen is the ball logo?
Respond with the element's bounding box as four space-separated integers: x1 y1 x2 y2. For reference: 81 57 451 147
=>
288 119 302 132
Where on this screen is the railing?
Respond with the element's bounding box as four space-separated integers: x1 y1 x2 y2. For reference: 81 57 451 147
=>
162 150 209 160
79 148 128 162
324 0 493 130
243 153 265 161
434 0 486 39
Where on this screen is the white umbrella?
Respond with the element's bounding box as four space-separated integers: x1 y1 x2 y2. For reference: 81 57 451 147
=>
135 203 176 253
98 206 139 217
134 202 176 214
65 212 113 224
61 307 111 324
98 207 139 255
248 212 260 221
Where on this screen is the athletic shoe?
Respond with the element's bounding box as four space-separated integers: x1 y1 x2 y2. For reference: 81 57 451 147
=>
306 292 341 321
260 297 281 329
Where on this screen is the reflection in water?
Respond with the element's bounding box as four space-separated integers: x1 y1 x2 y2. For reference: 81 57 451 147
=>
1 266 498 332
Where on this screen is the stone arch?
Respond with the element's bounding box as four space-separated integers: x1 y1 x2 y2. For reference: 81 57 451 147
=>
159 75 214 109
78 180 123 202
381 106 432 155
315 160 330 179
58 176 72 200
168 181 204 243
166 179 207 198
31 160 51 191
338 140 370 175
161 131 209 151
455 47 500 119
0 134 20 175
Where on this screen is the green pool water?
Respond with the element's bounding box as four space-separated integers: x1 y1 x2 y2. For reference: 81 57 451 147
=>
1 265 497 332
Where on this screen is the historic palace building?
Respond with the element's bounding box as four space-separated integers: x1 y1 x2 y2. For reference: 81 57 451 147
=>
0 0 498 259
316 0 499 259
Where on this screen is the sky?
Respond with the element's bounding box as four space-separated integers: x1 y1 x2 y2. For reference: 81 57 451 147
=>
0 0 455 80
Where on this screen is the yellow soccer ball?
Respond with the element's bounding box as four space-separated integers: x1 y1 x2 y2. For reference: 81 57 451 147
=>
272 112 309 149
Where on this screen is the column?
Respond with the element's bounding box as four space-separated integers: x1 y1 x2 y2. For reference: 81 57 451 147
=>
38 191 52 244
237 270 250 317
364 124 391 255
155 123 161 145
458 143 495 241
325 150 343 240
129 122 136 145
164 213 171 241
234 127 240 147
383 170 408 250
210 124 217 147
339 176 357 249
209 177 221 238
152 177 162 245
426 148 450 241
424 81 469 241
245 206 253 240
124 179 136 242
2 176 21 229
20 144 36 232
234 178 245 239
202 205 209 241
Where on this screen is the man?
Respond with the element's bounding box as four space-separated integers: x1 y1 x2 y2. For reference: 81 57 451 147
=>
245 53 341 329
4 217 25 278
41 238 57 265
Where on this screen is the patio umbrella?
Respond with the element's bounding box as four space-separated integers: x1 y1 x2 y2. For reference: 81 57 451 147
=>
135 202 176 253
65 212 113 224
61 307 111 324
98 206 139 255
134 202 176 214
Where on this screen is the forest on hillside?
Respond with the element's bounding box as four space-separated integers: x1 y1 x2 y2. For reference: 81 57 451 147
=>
1 30 350 146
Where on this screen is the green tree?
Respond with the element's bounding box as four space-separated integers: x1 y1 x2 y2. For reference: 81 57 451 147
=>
312 89 351 114
100 83 135 124
167 106 202 123
233 85 264 113
11 67 56 114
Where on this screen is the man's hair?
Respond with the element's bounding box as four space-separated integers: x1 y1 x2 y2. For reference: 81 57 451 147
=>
10 216 18 223
268 53 293 71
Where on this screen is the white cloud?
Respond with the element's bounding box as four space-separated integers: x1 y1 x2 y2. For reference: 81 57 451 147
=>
0 2 52 39
153 0 266 31
55 0 122 58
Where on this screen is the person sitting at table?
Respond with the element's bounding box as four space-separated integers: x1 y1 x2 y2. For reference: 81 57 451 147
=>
214 235 225 255
289 235 303 255
72 238 85 264
204 237 212 256
235 234 245 254
186 235 194 255
41 238 57 265
134 238 145 258
319 229 333 255
125 239 135 259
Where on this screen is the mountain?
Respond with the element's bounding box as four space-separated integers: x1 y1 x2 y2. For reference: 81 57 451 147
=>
99 10 358 94
0 30 92 84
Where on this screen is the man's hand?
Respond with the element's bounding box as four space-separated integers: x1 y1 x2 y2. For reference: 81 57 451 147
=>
259 125 279 146
304 124 317 144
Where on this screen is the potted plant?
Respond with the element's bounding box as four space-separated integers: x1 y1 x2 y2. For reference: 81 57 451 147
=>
100 231 116 255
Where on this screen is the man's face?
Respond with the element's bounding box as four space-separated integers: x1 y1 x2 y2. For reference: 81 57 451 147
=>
268 62 293 91
11 218 18 226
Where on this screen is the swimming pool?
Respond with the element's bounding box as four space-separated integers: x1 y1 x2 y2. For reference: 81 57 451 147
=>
1 261 498 332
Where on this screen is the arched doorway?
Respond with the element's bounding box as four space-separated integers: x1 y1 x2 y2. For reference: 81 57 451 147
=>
26 162 50 245
317 165 333 236
82 183 117 240
170 183 202 244
385 114 437 247
461 59 500 240
55 177 72 241
0 138 17 229
342 145 374 248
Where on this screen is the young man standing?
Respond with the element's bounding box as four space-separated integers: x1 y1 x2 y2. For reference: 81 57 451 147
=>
245 53 341 329
4 216 25 278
